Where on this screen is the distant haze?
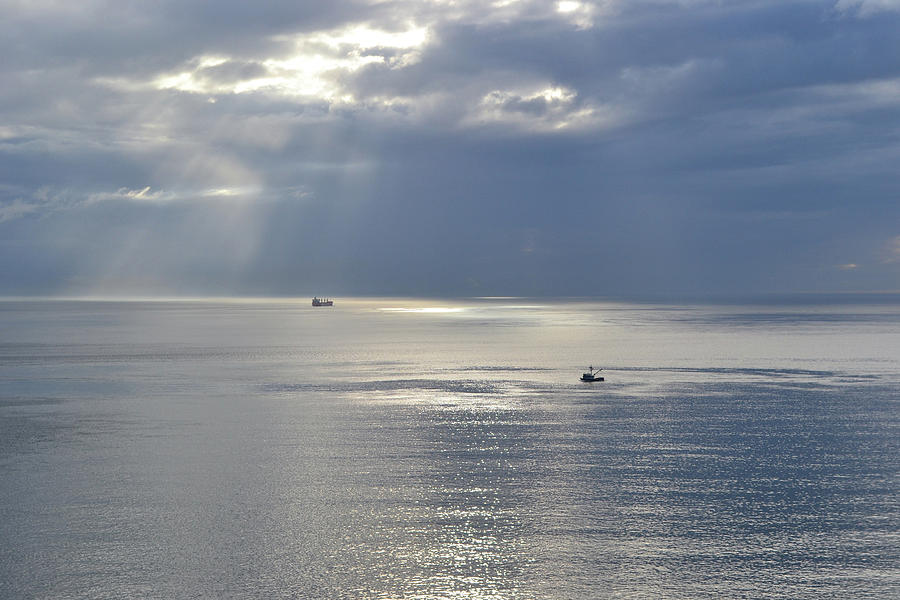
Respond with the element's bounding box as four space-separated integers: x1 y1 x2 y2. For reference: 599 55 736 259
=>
1 1 899 298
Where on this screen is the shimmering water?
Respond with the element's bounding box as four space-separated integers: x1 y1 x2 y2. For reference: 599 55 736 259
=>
1 298 898 599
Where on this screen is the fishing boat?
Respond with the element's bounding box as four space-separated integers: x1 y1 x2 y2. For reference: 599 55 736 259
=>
580 366 604 382
312 297 334 307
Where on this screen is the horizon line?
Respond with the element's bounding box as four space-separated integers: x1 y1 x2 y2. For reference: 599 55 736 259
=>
2 290 900 304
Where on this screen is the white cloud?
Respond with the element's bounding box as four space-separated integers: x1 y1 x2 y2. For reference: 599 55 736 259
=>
0 186 83 221
0 198 39 223
87 186 264 205
0 186 269 220
835 0 900 16
884 235 900 263
555 1 597 28
85 4 627 135
392 0 613 27
811 76 900 109
86 186 171 205
467 85 629 132
151 23 430 102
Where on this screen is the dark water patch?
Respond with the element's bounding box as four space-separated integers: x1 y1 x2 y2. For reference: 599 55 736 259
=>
264 378 506 395
0 414 59 460
673 311 900 327
0 396 64 408
656 380 878 400
327 360 408 368
618 365 835 376
0 345 306 366
611 365 881 381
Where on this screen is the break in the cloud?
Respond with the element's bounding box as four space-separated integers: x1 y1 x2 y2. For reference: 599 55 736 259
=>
1 0 899 297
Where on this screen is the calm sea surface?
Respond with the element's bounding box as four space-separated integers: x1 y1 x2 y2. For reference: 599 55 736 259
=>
1 298 898 599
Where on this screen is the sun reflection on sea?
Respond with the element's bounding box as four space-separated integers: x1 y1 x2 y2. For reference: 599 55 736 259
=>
379 307 466 313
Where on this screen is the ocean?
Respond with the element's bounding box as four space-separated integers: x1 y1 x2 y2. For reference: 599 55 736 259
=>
1 297 898 599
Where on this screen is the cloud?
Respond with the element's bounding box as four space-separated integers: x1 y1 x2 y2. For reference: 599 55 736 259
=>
835 0 900 17
466 85 627 132
0 186 85 221
87 186 169 204
555 1 599 29
143 22 430 102
884 235 900 263
0 198 39 223
2 0 900 296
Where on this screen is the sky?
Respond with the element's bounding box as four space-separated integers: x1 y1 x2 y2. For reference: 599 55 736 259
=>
1 0 899 298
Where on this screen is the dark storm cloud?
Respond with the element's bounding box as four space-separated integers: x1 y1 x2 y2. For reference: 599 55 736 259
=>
1 0 899 297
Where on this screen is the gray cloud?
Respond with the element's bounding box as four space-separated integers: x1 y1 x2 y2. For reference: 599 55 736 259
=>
1 0 899 297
